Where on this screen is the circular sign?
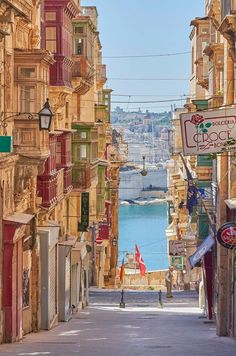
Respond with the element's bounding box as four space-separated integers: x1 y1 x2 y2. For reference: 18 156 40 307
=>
217 222 236 249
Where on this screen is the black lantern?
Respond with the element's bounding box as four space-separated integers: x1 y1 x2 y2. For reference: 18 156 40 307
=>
112 237 117 246
38 98 54 130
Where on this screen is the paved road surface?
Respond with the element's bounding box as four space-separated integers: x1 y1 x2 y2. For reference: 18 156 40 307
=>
0 290 235 356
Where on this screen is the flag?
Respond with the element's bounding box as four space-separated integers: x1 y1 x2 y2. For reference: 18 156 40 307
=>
186 180 198 214
179 153 198 214
120 258 125 285
135 244 147 276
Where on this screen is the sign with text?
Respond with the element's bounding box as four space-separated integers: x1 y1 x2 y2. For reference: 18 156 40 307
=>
217 222 236 249
169 240 185 256
180 108 236 155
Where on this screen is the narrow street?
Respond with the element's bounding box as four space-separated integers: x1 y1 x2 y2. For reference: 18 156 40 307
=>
0 290 235 356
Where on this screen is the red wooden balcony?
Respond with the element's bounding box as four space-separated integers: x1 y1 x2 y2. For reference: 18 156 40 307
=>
37 168 65 208
96 222 110 244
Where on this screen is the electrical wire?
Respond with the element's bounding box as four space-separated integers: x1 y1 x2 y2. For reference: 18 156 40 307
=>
108 77 189 81
103 51 191 59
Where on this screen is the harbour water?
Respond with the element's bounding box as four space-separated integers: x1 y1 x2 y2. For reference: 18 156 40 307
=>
119 203 169 271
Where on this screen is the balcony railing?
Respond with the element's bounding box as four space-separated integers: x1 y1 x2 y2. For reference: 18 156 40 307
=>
64 167 72 193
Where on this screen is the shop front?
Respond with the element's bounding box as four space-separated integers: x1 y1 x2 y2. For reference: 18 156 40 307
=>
2 213 34 342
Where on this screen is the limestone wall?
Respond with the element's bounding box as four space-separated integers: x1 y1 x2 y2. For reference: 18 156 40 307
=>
123 270 168 290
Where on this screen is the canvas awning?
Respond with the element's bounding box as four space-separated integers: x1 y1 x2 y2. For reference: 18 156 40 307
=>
189 234 215 268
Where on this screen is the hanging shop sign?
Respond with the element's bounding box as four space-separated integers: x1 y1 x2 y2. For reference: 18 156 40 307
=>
0 136 12 153
217 222 236 249
169 240 185 256
78 192 89 232
171 256 183 270
180 108 236 155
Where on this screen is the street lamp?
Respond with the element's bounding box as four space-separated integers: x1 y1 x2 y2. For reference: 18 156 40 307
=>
140 155 148 176
38 98 54 130
0 98 54 132
112 237 117 246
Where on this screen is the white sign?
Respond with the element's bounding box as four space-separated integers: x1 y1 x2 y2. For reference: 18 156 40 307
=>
169 240 185 256
180 108 236 155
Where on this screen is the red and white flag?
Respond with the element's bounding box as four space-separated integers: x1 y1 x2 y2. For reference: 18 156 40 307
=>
135 244 147 276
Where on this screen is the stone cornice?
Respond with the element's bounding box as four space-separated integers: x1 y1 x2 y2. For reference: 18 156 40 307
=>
14 49 55 66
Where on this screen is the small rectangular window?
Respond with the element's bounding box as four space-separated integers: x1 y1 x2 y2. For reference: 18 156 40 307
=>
80 144 87 159
45 12 56 21
56 142 62 165
20 86 35 112
74 26 83 34
81 132 87 139
65 102 69 118
46 27 57 53
20 67 36 78
76 38 83 55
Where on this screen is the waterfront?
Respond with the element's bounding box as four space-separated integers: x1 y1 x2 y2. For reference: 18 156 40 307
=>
119 203 169 271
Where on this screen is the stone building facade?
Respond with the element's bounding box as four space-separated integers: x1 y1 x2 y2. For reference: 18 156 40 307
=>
0 0 122 344
167 0 236 340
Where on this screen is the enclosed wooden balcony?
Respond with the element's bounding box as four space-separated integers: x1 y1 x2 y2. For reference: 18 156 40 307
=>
37 168 66 208
72 163 91 190
72 55 94 94
96 64 107 88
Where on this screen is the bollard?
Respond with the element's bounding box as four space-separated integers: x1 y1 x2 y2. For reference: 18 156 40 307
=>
158 289 163 308
120 289 125 308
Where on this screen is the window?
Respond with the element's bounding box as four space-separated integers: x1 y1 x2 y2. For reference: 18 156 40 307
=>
80 144 87 159
56 142 62 165
74 26 83 34
65 102 69 118
76 38 83 55
20 85 36 112
20 67 36 78
191 47 194 74
46 27 57 53
81 131 87 139
45 12 56 21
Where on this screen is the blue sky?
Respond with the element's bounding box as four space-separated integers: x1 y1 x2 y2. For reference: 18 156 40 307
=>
81 0 205 112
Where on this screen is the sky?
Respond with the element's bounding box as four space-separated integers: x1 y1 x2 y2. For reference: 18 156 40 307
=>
81 0 205 112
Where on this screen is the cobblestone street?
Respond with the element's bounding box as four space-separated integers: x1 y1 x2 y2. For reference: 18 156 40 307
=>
0 290 235 356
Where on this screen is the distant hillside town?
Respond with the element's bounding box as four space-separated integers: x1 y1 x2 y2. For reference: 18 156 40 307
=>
112 107 172 164
112 108 171 201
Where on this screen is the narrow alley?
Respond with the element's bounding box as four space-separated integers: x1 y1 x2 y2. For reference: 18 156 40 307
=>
0 290 235 356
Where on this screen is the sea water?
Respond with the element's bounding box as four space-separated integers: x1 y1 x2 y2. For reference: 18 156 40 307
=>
119 203 169 271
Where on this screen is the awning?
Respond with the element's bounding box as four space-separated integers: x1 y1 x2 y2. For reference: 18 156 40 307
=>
189 234 215 268
225 198 236 210
4 213 34 224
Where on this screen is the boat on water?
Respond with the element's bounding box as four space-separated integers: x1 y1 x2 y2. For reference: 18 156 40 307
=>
119 163 167 201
